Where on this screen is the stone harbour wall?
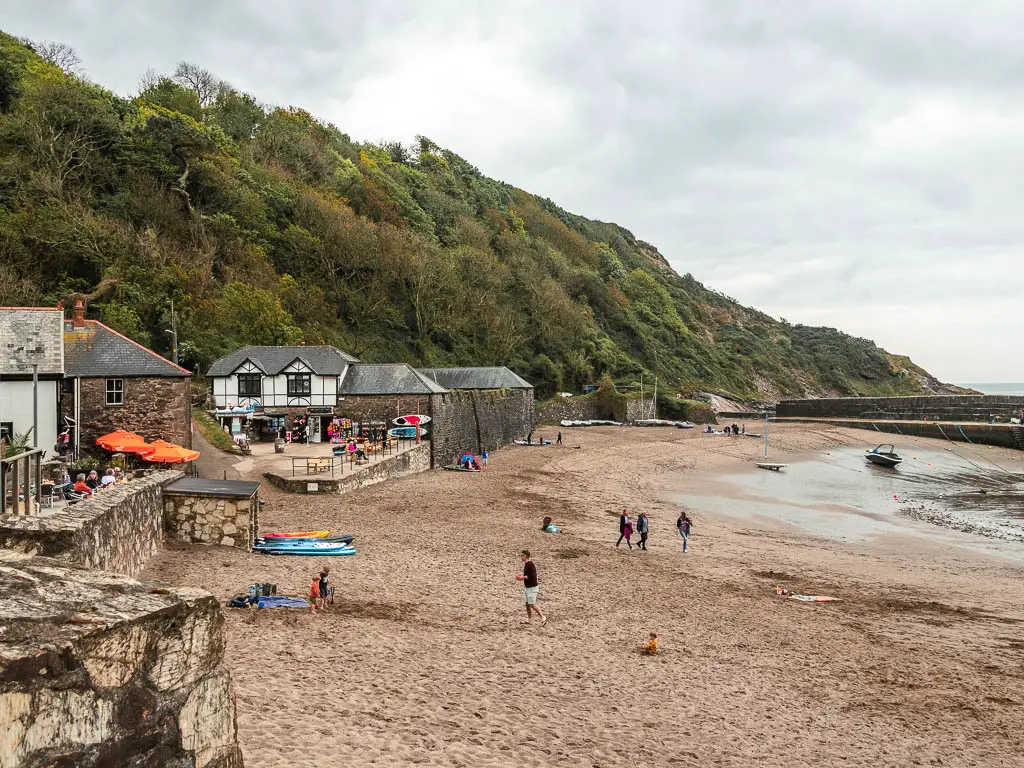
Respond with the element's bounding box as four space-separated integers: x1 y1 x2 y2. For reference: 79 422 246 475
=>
0 551 243 768
336 394 434 426
164 495 258 551
430 389 534 467
264 441 431 495
535 395 602 424
0 470 183 577
776 395 1024 422
74 376 193 452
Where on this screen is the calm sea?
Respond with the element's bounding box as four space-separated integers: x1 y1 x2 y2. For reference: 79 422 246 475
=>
956 383 1024 396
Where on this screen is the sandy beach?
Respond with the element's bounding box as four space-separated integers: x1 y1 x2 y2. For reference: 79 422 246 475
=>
141 424 1024 767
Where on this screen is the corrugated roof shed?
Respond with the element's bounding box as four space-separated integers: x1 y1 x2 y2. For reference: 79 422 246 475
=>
417 367 533 390
0 308 64 375
207 346 359 377
64 321 190 378
340 364 448 395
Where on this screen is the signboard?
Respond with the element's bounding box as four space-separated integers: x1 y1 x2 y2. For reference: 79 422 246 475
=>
306 482 319 493
307 407 335 416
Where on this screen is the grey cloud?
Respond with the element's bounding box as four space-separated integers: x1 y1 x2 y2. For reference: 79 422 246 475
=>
1 0 1021 380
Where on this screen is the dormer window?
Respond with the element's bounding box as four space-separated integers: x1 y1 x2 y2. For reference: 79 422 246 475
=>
237 373 262 397
287 374 311 397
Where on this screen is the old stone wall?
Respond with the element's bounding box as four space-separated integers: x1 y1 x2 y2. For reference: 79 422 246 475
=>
164 495 258 551
0 550 243 768
0 470 182 577
263 441 431 495
76 376 193 452
336 394 434 426
430 389 534 467
775 417 1022 449
776 395 1024 422
535 395 602 424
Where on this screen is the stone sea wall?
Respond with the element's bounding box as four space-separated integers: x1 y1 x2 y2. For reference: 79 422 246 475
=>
0 551 243 768
536 395 602 424
0 470 182 577
164 494 258 551
776 395 1024 422
336 394 434 426
264 441 431 494
430 389 534 467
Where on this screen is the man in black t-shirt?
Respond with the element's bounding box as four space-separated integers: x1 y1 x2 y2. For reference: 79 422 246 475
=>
515 550 546 625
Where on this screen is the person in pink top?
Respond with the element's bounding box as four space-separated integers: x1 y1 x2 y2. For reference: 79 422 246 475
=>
621 517 634 550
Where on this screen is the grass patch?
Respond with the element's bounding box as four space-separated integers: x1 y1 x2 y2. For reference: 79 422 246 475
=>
193 408 239 453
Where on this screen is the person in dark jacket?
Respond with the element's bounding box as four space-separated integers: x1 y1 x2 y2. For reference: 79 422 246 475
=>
636 511 650 551
616 510 630 548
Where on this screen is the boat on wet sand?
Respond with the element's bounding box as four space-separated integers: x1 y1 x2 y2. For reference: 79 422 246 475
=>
866 444 903 467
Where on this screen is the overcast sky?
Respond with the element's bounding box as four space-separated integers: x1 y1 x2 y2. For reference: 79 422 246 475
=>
3 0 1020 382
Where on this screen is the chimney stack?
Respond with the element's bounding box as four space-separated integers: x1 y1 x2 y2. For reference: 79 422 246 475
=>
72 299 85 328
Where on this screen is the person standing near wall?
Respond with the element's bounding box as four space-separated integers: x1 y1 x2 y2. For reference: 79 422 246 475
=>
556 431 562 445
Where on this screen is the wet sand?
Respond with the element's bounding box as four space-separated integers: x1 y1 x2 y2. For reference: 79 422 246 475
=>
142 424 1024 767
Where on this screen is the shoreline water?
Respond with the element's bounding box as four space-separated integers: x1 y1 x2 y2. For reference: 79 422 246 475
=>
141 423 1024 767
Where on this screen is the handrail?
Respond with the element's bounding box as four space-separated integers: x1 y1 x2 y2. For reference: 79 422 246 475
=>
0 447 46 465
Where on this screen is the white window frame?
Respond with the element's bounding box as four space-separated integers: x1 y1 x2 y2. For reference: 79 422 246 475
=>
105 378 124 406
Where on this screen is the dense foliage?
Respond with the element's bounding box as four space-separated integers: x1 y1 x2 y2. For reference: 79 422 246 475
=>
0 34 944 399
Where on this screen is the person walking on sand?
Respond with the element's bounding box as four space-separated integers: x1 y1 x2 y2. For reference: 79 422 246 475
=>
515 550 546 625
622 517 634 549
676 512 693 553
616 510 630 548
556 431 562 445
636 511 650 551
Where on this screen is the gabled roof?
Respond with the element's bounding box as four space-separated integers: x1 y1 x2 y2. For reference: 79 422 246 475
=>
0 308 64 375
207 346 358 377
418 367 533 390
64 321 191 378
340 364 448 395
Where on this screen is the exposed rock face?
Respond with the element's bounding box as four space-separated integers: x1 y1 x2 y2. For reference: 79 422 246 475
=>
0 550 243 768
0 470 183 577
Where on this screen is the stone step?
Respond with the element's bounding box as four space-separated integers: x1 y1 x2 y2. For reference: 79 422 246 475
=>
1011 426 1024 451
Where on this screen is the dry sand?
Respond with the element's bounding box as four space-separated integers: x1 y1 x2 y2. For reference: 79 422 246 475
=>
142 424 1024 767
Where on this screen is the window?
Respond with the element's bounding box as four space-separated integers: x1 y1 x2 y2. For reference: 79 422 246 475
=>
237 373 262 397
0 422 12 441
105 378 124 406
286 374 311 397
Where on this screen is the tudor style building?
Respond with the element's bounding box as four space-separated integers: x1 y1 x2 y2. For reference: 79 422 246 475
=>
0 307 64 449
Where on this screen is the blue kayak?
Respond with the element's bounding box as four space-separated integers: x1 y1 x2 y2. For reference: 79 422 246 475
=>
254 541 356 556
255 535 353 546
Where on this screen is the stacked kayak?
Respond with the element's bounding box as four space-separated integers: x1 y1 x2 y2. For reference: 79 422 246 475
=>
254 531 356 556
261 530 330 539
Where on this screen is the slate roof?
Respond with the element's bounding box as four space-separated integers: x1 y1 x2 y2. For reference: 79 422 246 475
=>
340 364 449 395
0 308 64 375
163 477 261 499
64 321 191 378
207 346 359 377
418 367 533 390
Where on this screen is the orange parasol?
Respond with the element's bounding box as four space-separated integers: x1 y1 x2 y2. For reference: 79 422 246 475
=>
139 439 201 463
96 429 148 453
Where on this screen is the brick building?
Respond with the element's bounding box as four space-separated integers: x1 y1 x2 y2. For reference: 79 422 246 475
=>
63 302 192 453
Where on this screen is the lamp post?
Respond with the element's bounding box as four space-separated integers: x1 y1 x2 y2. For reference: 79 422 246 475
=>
164 298 179 366
32 363 38 449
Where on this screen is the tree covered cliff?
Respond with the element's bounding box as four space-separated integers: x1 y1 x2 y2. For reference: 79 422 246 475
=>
0 33 953 400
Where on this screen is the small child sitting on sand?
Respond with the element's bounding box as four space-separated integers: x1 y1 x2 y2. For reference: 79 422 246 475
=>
643 632 658 655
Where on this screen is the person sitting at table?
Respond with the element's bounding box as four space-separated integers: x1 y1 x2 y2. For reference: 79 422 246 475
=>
100 467 116 487
85 470 101 490
73 474 93 496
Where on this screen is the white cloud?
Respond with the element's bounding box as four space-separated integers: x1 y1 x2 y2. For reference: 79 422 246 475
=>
1 0 1021 380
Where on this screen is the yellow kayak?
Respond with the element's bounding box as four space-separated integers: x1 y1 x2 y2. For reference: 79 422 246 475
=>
260 530 330 539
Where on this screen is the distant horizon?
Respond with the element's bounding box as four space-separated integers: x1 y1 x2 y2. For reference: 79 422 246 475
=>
954 382 1024 395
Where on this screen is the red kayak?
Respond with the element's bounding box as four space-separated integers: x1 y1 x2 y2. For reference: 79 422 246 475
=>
260 530 330 539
